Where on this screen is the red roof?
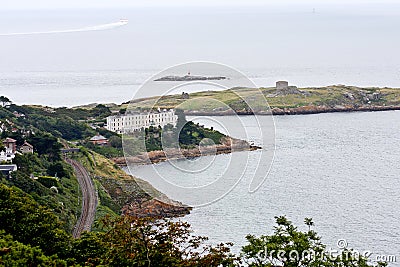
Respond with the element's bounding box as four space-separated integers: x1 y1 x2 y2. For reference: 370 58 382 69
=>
3 137 17 143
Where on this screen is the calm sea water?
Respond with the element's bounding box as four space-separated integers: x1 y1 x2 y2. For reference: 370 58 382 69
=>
1 5 400 106
1 66 400 107
127 111 400 257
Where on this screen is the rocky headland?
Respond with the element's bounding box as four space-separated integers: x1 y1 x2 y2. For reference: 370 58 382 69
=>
113 137 260 166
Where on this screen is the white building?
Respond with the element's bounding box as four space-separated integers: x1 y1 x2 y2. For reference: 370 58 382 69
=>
0 149 15 162
106 109 178 134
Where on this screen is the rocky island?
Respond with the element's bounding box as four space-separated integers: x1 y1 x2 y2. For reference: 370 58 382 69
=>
154 74 226 81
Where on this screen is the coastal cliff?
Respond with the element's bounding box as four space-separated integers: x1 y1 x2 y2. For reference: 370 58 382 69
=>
74 149 191 219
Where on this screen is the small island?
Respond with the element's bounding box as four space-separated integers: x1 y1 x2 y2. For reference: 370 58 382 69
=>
154 74 226 81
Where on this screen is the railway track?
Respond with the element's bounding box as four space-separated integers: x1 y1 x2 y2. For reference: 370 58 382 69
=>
65 158 98 238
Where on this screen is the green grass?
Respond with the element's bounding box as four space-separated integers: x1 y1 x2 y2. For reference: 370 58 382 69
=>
91 179 119 232
70 150 164 224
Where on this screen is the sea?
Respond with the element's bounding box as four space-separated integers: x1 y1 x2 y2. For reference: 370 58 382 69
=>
128 112 400 259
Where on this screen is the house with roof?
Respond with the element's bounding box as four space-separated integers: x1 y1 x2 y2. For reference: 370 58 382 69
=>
1 137 17 162
13 111 25 118
3 137 17 154
20 141 34 154
89 134 109 146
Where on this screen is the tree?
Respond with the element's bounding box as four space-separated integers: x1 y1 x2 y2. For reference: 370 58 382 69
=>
13 153 45 175
0 231 67 266
304 217 314 232
70 231 107 266
48 162 72 178
88 216 237 267
109 135 122 148
241 216 387 267
91 104 111 118
0 184 72 257
54 117 89 140
0 96 11 107
27 133 62 160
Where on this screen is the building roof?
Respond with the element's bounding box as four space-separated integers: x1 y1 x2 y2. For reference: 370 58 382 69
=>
3 137 17 143
21 141 33 148
0 164 17 172
114 109 175 117
90 135 108 141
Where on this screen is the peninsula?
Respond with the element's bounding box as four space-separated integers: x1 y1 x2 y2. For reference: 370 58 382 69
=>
116 82 400 116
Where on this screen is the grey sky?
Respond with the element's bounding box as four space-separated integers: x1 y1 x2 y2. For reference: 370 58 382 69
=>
2 0 398 10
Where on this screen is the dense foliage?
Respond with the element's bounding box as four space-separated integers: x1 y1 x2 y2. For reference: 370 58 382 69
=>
2 126 80 232
128 109 226 153
241 216 387 267
0 184 388 267
0 231 67 266
0 184 236 266
0 185 72 257
4 103 113 141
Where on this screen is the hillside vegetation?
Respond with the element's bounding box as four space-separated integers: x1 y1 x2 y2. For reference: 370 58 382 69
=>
0 184 388 267
0 98 190 231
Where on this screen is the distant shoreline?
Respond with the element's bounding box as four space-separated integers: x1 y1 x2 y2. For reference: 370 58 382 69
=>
184 105 400 116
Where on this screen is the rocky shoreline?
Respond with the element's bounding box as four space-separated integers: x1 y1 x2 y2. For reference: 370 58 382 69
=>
122 198 191 218
113 139 260 166
183 105 400 116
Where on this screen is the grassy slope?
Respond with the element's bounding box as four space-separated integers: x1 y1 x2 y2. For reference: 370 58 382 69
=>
70 148 183 228
115 85 400 112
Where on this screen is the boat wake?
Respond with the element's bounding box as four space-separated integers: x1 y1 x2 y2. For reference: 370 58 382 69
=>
0 19 128 36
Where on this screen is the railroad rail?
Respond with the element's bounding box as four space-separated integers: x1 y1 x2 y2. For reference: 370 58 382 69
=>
65 158 97 238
